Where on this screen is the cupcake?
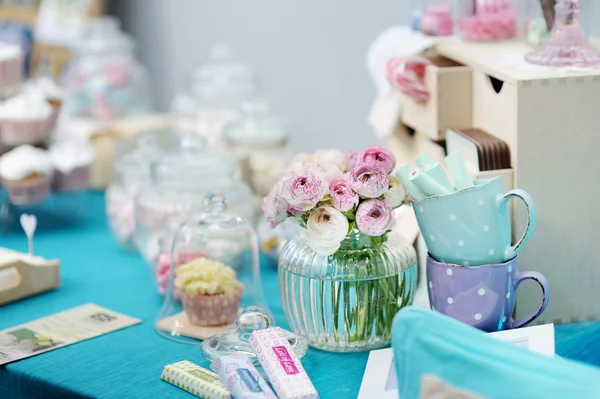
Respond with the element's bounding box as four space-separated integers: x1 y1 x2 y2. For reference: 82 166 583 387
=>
0 145 53 205
0 43 23 99
0 90 53 146
174 258 244 326
49 141 95 191
24 77 65 128
155 251 207 297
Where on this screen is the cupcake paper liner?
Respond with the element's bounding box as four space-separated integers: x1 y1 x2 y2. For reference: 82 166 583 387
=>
0 55 23 87
53 165 90 192
3 175 52 205
181 289 243 326
0 118 52 146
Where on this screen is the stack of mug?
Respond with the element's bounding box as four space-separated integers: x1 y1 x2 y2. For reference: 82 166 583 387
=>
399 153 550 332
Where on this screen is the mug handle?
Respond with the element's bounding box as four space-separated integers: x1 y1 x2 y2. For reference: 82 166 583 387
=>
510 271 550 329
496 189 537 260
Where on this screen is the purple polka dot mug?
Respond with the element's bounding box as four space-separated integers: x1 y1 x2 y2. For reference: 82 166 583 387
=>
413 177 536 266
426 255 549 332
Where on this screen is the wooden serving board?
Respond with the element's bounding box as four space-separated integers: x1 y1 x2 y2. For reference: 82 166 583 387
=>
0 249 59 306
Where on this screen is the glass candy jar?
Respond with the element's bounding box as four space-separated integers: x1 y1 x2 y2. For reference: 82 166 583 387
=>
155 194 272 344
421 1 455 36
135 134 253 275
171 45 257 150
223 99 291 198
106 134 162 251
63 17 151 122
279 227 417 352
459 0 519 41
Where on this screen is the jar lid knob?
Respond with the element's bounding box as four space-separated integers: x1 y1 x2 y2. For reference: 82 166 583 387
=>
235 306 274 341
178 133 207 153
209 44 233 62
137 133 158 151
241 98 269 115
202 193 226 216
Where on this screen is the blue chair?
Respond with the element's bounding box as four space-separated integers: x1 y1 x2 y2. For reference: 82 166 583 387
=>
392 307 600 399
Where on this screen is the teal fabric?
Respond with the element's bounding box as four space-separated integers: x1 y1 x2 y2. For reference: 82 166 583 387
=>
0 192 598 398
392 308 600 399
0 192 368 398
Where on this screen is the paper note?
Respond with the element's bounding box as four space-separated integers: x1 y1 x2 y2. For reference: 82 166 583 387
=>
0 303 141 365
358 323 555 398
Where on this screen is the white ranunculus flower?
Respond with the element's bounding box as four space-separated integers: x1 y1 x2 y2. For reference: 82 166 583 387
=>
306 205 349 256
384 175 407 208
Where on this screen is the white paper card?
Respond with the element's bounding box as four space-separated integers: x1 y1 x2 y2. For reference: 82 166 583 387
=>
358 323 555 399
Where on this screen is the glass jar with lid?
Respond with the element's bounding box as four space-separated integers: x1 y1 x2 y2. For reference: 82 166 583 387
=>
62 16 151 122
222 99 291 199
105 133 162 251
421 0 455 36
170 44 258 150
135 133 253 277
459 0 519 41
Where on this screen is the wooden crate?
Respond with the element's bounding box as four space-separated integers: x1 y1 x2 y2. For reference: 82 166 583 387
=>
0 250 59 306
437 38 600 325
401 52 472 141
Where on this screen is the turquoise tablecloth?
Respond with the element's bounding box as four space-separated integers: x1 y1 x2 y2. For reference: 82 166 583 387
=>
0 192 599 399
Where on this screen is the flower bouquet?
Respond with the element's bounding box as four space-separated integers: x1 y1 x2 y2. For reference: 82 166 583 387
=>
263 146 417 352
262 146 406 255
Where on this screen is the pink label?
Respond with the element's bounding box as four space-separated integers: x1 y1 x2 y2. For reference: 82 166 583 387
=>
272 346 299 375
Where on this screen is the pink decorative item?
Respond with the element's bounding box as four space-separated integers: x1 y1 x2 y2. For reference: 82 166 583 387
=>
155 251 207 297
386 57 432 104
249 327 319 399
526 0 600 67
459 0 518 41
106 200 136 248
180 289 243 326
422 5 454 36
53 166 90 191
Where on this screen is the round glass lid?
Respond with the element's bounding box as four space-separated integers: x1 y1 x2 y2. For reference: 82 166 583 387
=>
201 306 307 365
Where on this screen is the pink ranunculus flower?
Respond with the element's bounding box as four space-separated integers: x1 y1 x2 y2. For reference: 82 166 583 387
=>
356 199 395 236
361 146 397 174
350 163 389 198
329 176 359 212
344 151 359 171
281 166 329 211
261 177 290 228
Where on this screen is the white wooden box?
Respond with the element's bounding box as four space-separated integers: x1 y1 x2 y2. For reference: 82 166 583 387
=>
401 54 473 141
437 38 600 325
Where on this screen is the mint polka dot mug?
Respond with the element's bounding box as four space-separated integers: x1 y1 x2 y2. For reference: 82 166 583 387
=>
413 177 536 266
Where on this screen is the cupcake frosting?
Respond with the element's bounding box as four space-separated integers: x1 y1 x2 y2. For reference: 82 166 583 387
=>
174 258 243 295
24 77 65 100
0 145 53 180
49 141 95 174
0 42 21 62
0 90 53 120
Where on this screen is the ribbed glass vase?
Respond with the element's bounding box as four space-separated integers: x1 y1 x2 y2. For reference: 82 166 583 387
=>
278 228 417 352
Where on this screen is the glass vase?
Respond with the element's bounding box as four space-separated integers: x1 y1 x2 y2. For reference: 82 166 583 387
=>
525 0 600 67
278 228 417 352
